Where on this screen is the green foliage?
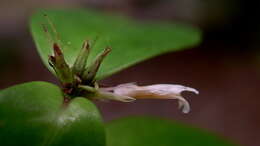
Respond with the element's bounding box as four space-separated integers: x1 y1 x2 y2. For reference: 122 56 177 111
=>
106 117 235 146
0 82 105 146
30 9 201 80
0 8 235 146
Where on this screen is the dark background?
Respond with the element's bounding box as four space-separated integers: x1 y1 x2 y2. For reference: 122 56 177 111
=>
1 0 260 146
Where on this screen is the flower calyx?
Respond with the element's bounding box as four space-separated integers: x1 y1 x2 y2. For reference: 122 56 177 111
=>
48 40 111 97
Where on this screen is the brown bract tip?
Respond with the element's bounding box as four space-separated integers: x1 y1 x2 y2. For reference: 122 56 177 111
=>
53 43 62 56
49 55 56 63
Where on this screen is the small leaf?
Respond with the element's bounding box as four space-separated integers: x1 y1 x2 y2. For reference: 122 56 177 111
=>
0 82 105 146
30 9 201 80
106 116 236 146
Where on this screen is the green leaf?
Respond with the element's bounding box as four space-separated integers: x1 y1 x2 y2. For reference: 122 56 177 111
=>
30 9 201 80
106 116 236 146
0 82 105 146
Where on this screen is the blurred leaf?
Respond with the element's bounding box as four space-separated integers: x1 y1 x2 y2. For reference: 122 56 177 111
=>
106 116 236 146
30 9 201 80
0 82 105 146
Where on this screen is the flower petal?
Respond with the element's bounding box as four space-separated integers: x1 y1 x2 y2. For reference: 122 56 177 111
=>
98 90 136 102
176 96 191 114
143 84 199 95
101 83 199 113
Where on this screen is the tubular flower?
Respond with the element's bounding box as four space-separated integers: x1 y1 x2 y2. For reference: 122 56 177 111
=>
44 15 199 114
101 83 199 113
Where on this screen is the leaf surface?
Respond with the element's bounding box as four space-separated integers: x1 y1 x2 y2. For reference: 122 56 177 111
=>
106 116 236 146
0 82 105 146
31 9 201 80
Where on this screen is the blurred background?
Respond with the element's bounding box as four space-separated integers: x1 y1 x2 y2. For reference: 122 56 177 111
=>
1 0 260 146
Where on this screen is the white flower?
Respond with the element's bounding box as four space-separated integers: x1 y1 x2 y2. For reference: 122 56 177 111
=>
101 83 199 114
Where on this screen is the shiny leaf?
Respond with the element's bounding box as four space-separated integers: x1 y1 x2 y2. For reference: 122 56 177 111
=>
0 82 105 146
106 116 236 146
30 9 201 80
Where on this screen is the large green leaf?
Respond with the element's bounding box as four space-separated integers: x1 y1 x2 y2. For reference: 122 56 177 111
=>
0 82 105 146
30 9 201 80
106 117 236 146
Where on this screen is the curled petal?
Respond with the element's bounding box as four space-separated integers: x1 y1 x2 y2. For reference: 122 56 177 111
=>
142 84 199 96
101 83 199 113
176 96 190 114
